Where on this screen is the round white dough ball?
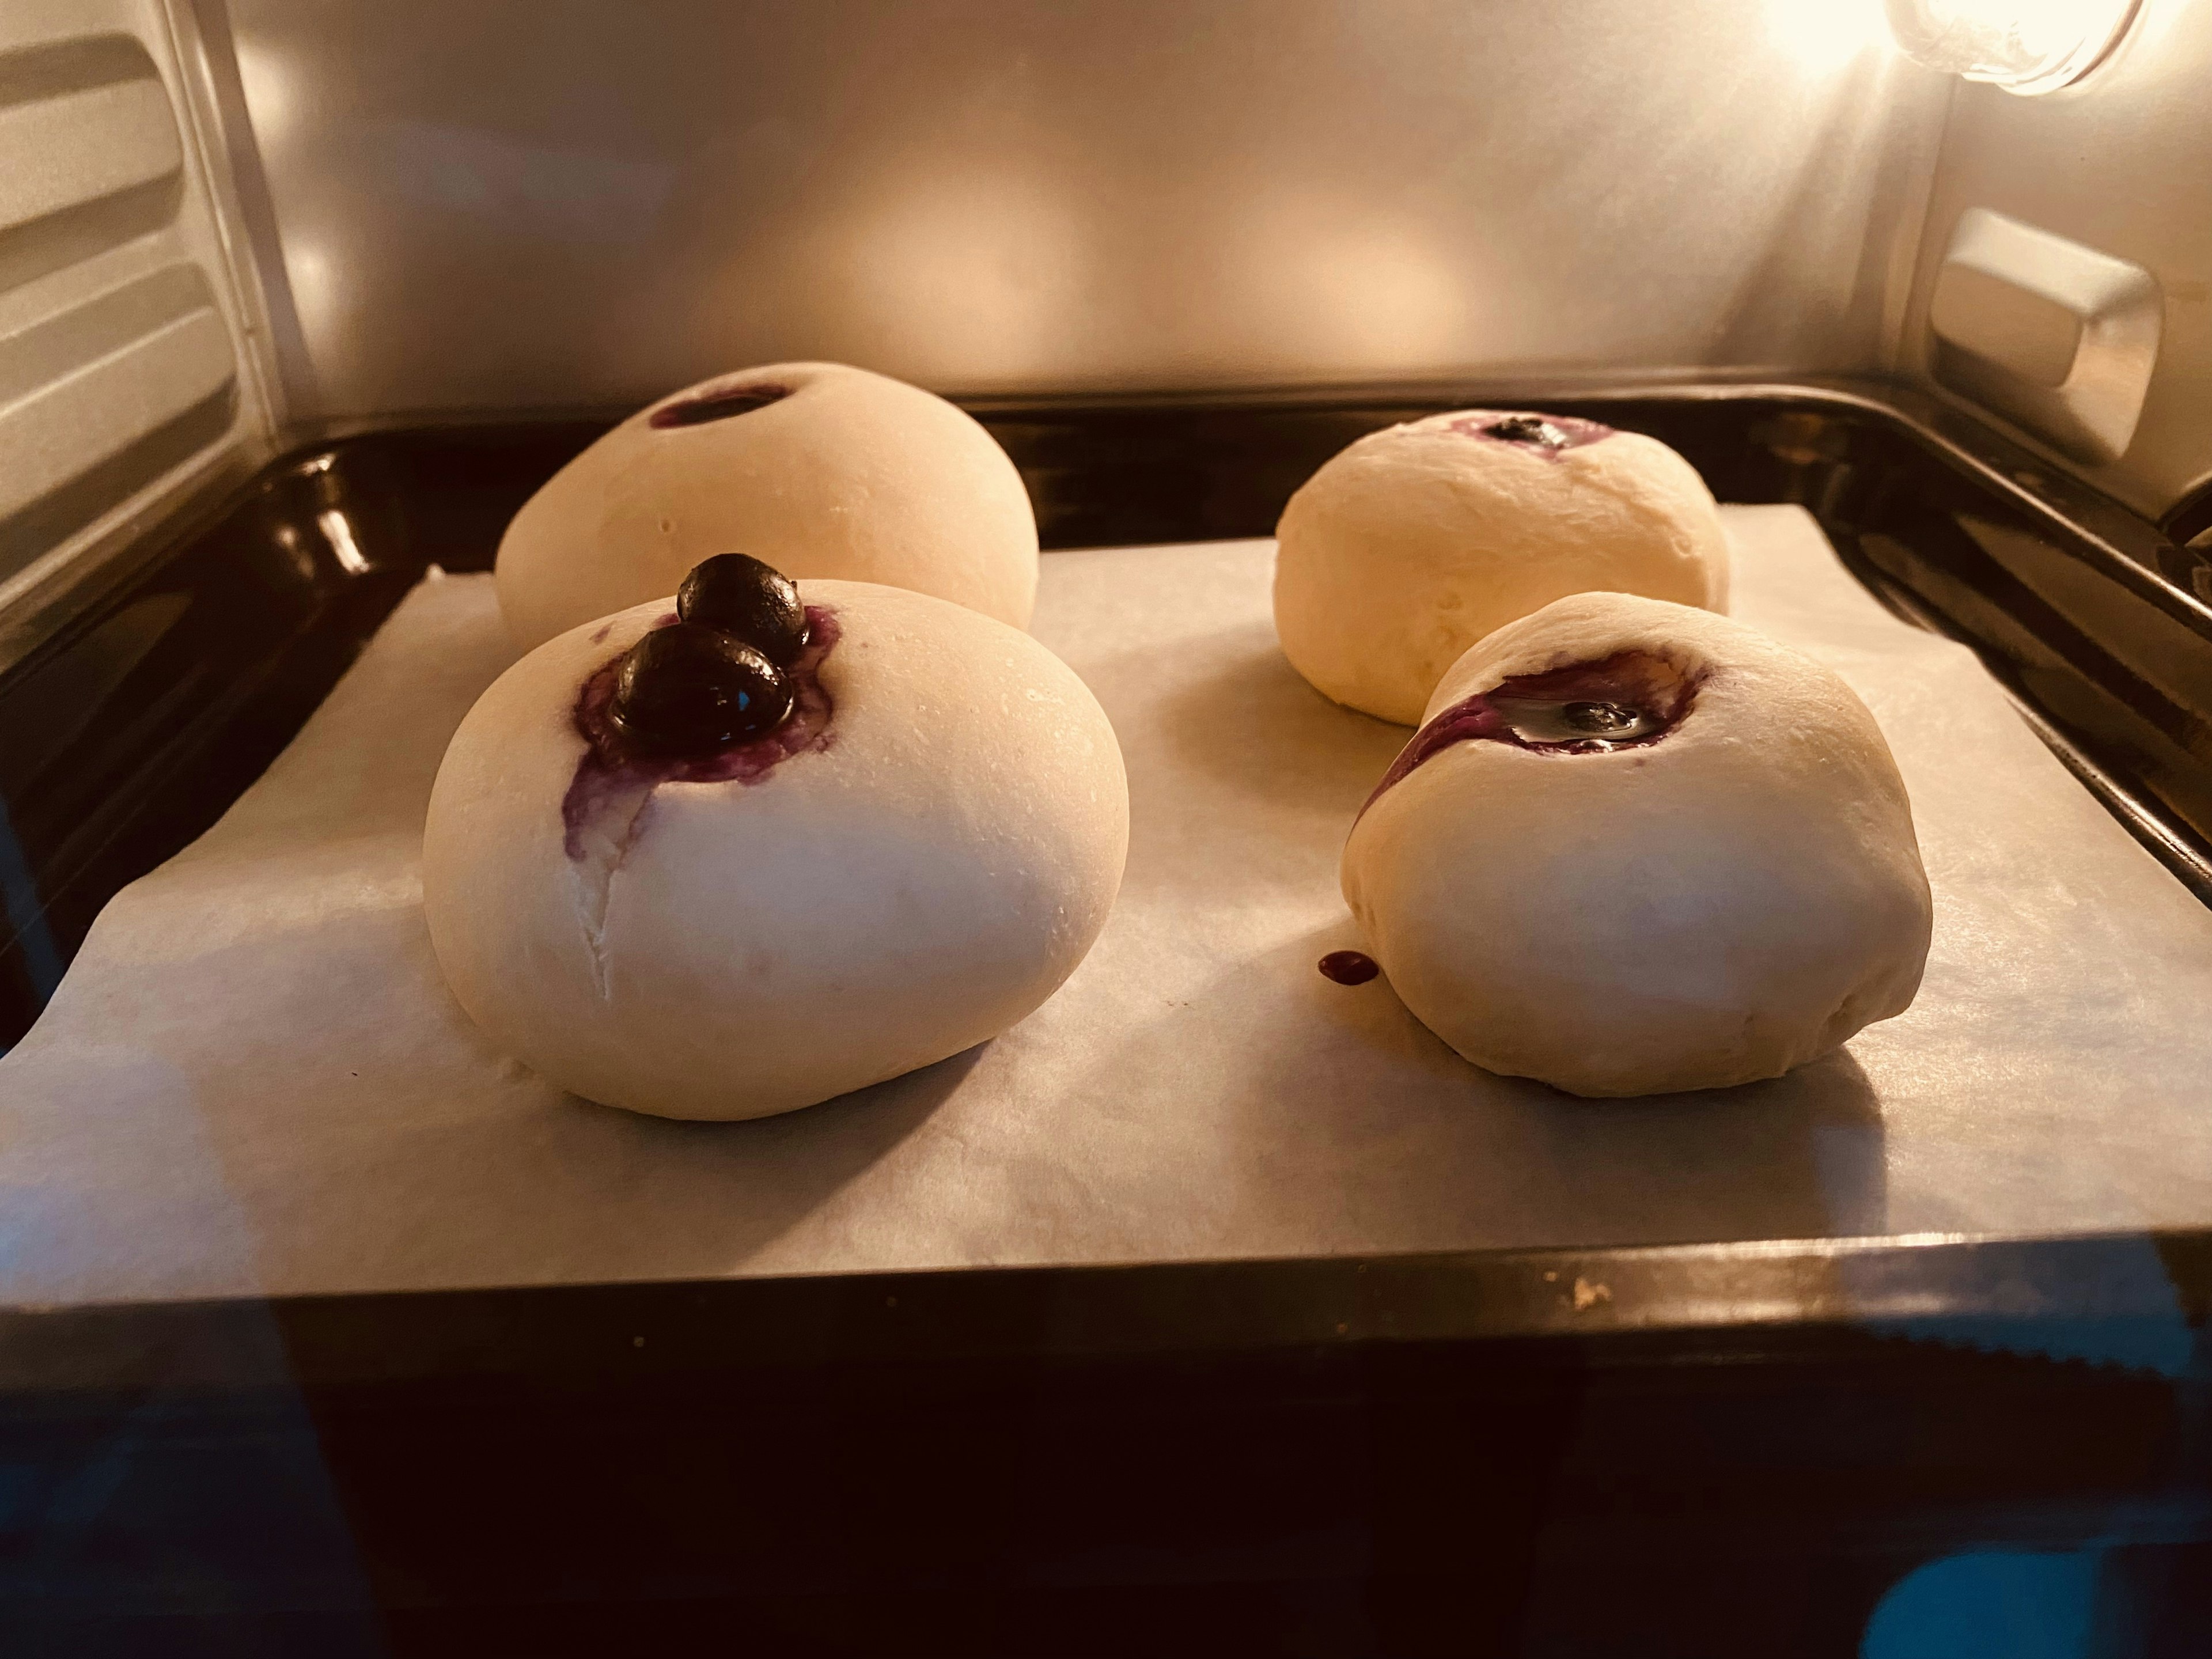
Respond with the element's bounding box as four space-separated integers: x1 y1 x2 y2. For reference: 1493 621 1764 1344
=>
495 362 1039 652
1274 410 1730 725
424 578 1127 1120
1341 592 1931 1097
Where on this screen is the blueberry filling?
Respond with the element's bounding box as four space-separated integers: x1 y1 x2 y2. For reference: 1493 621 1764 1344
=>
606 623 792 754
1360 649 1700 817
1484 696 1668 745
561 553 837 856
562 602 840 859
1444 409 1613 456
647 381 791 429
1484 414 1570 449
677 552 810 666
603 552 815 757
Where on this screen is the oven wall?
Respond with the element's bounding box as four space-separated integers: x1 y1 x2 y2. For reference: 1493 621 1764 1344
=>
0 0 274 661
1898 0 2212 522
197 0 1950 425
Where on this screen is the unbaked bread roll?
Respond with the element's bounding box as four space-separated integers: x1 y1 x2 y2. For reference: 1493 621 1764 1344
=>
424 567 1126 1120
1274 410 1729 725
495 362 1039 652
1341 592 1931 1097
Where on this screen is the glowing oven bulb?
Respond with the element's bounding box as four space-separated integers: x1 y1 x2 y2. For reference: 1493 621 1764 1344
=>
1883 0 2142 93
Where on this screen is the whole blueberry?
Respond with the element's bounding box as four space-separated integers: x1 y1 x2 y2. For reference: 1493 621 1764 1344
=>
608 623 793 753
676 553 810 666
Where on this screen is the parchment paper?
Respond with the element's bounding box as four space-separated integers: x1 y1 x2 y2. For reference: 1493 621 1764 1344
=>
5 507 2211 1306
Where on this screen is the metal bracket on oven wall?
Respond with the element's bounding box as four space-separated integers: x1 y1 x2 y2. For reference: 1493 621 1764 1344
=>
1929 207 2162 467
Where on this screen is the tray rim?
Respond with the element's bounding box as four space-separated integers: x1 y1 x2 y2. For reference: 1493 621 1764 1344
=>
0 1227 2202 1394
4 374 2209 1373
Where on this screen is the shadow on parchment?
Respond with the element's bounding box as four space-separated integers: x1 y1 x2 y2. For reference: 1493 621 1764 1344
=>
1149 922 1891 1257
0 1014 984 1303
385 1039 990 1288
1149 626 1409 817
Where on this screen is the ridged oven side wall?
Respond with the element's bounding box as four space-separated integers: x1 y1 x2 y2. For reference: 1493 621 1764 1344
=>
0 0 271 668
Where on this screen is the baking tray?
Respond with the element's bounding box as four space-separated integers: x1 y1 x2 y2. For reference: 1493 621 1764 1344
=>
0 381 2207 1648
7 378 2209 1058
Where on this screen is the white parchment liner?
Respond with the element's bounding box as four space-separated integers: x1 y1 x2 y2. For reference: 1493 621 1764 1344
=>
5 506 2210 1305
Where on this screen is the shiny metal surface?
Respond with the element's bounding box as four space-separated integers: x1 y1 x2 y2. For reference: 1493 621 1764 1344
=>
1903 0 2212 516
1929 207 2162 461
206 0 1949 422
0 0 266 664
0 264 236 560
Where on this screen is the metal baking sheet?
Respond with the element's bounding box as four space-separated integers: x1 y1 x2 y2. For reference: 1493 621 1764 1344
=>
4 506 2211 1307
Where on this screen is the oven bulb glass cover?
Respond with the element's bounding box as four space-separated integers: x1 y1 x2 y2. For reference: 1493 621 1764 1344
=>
1883 0 2142 93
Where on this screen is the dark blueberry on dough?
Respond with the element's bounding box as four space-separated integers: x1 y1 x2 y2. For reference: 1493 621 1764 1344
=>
607 623 793 753
1358 650 1697 817
1484 414 1571 449
676 553 810 666
1487 695 1665 747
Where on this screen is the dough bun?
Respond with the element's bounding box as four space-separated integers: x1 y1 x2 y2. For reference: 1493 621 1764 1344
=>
496 362 1039 652
425 579 1127 1120
1341 592 1931 1097
1274 411 1730 725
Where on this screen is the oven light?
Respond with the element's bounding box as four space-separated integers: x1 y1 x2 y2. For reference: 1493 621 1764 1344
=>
1883 0 2143 93
1767 0 1889 70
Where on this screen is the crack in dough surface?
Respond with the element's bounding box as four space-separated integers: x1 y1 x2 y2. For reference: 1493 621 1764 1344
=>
566 783 656 999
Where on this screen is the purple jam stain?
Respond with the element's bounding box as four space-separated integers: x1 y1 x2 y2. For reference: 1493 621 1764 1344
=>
1359 650 1703 819
647 381 793 429
561 604 840 859
1444 409 1613 459
1319 950 1379 986
589 621 613 644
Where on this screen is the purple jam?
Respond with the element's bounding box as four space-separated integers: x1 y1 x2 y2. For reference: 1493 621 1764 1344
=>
1360 650 1700 818
1319 950 1379 985
647 381 792 429
1445 409 1613 459
561 603 840 859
